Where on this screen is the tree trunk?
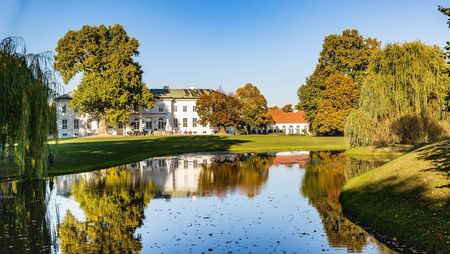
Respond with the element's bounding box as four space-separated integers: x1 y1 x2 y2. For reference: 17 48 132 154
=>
98 118 108 135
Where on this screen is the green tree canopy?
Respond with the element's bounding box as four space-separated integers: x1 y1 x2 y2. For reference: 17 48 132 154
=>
235 83 273 133
297 29 380 134
0 37 57 179
281 104 293 112
54 24 155 130
345 41 450 147
196 90 240 133
314 73 359 136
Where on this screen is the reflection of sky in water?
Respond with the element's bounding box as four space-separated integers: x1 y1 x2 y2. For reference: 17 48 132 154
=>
45 152 394 253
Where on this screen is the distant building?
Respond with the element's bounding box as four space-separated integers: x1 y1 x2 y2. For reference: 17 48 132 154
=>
55 87 216 138
267 108 309 135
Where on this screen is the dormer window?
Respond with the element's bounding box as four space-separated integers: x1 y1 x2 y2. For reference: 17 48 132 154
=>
62 105 67 113
159 105 164 112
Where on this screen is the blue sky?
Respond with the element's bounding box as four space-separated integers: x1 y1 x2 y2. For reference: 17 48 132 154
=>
1 0 449 106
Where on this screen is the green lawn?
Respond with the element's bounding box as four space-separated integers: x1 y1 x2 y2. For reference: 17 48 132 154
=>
340 139 450 253
44 135 345 176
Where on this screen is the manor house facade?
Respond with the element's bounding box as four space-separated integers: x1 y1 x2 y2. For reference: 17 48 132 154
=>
55 87 216 138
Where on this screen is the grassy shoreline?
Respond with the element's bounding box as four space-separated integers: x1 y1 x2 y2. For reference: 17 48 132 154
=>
340 139 450 253
38 135 345 177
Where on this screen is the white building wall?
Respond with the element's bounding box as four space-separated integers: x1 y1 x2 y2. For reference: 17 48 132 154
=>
270 122 309 135
56 99 99 138
56 97 215 138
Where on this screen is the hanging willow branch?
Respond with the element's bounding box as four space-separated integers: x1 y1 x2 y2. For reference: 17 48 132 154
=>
0 37 59 179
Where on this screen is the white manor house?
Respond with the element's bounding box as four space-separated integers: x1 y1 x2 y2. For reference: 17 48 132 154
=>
55 86 216 138
55 86 309 138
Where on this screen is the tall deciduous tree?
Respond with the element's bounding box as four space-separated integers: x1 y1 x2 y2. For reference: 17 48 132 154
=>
281 104 293 112
54 24 155 132
196 90 240 133
297 29 380 134
235 83 273 133
314 73 359 136
345 42 450 147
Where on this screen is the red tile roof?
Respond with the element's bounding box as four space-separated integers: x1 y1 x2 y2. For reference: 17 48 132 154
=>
268 109 308 124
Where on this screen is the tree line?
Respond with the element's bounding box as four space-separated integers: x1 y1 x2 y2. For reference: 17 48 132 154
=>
297 6 450 147
196 83 273 134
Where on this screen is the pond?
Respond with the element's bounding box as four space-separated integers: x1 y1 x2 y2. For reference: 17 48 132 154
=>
0 151 397 253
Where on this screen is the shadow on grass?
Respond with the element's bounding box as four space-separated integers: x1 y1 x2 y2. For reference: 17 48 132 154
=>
341 172 450 253
50 135 250 176
416 139 450 176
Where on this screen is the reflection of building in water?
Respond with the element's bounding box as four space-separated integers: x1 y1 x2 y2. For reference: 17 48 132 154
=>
57 152 308 199
128 154 217 197
273 151 309 167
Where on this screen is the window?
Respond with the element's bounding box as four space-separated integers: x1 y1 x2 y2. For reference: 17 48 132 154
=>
62 133 67 137
289 125 294 134
74 119 79 129
118 122 123 128
159 105 164 112
173 106 177 112
158 118 165 129
87 119 92 130
193 106 197 112
173 118 179 128
132 119 140 130
282 126 286 133
183 118 188 127
183 106 187 112
145 121 152 130
62 119 67 129
193 118 197 127
184 160 188 169
62 105 67 113
74 133 79 137
296 125 301 134
193 160 198 168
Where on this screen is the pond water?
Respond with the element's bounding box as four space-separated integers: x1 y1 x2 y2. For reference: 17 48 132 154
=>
0 151 397 253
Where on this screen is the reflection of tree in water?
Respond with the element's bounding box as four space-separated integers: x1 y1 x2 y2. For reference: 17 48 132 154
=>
301 151 389 252
58 167 156 253
198 154 273 198
0 180 52 253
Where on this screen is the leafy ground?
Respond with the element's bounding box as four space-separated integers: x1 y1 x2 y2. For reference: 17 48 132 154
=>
340 139 450 253
36 135 344 176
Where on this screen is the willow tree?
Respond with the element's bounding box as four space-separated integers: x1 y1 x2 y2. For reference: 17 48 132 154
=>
0 37 57 179
54 24 155 132
345 42 450 147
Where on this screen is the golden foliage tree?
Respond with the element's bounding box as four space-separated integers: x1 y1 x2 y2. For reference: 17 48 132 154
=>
196 90 240 133
314 74 359 136
235 83 273 133
297 29 380 134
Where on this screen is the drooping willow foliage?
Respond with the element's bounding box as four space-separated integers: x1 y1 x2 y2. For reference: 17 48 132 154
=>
345 42 450 147
0 37 58 179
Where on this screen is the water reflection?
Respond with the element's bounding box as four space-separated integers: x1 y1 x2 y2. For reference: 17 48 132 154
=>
198 153 273 198
58 167 156 253
0 151 396 253
301 152 393 253
0 180 52 253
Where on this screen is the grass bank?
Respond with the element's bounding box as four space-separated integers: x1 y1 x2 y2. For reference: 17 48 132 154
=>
340 139 450 253
345 144 416 157
43 135 345 176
